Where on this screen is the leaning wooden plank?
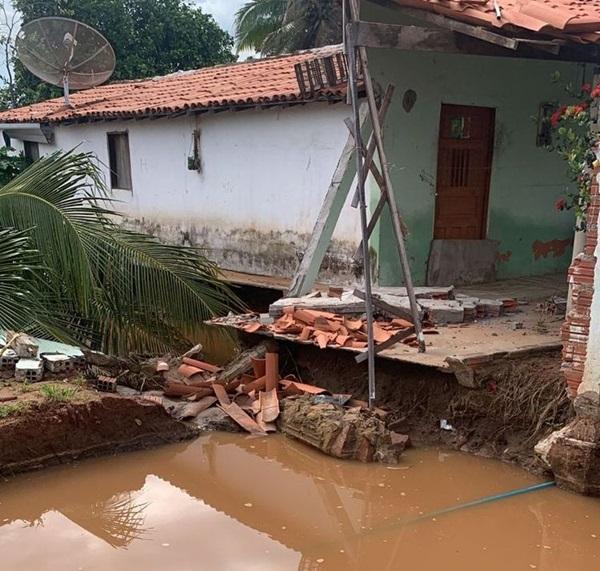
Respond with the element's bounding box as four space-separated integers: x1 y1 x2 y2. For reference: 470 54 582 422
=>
287 102 369 298
355 326 415 363
216 341 268 384
218 403 266 435
349 85 395 208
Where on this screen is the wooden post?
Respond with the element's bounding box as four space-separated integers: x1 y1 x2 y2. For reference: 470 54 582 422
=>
348 0 426 353
346 0 378 407
287 102 368 298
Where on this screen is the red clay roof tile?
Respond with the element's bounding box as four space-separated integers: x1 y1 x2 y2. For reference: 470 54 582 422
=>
0 45 345 124
393 0 600 40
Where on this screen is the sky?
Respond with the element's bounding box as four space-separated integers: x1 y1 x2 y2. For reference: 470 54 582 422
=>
0 0 250 80
196 0 247 35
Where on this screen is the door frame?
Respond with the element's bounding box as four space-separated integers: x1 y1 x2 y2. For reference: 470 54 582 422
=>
433 103 496 240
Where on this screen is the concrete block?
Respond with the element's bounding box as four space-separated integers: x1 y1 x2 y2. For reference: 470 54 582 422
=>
15 359 44 383
0 349 19 370
418 299 464 324
42 353 76 374
427 239 497 286
95 375 117 393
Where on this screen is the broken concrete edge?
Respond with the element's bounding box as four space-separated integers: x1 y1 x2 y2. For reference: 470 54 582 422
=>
535 391 600 497
446 341 564 389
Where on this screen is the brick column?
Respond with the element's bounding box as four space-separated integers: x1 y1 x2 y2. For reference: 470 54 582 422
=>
562 170 599 396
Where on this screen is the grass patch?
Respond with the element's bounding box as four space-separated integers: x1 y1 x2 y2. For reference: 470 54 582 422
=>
40 384 79 402
0 402 27 419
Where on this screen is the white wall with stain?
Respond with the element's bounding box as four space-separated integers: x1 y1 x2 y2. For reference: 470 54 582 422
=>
19 102 361 282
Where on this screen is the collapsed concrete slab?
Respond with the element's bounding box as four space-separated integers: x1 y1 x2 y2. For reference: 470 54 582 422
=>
278 395 409 463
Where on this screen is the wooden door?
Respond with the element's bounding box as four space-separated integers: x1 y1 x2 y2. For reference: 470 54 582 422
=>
434 104 495 240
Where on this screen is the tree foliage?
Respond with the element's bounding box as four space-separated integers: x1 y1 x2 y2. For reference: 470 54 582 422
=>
10 0 236 106
235 0 342 55
0 151 240 355
0 145 30 186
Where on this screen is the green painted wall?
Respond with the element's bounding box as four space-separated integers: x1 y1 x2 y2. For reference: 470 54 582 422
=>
363 3 586 286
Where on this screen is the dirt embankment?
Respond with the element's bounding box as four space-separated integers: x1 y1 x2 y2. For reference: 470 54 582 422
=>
0 381 196 476
275 341 572 474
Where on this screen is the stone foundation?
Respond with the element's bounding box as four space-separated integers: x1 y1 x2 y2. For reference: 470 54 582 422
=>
536 392 600 496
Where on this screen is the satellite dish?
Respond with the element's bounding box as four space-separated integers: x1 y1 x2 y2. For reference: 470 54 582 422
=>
16 17 115 107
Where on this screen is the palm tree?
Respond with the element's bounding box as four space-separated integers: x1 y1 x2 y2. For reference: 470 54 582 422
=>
235 0 342 55
0 151 239 355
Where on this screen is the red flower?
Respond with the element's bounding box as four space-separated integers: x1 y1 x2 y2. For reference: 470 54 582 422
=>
573 102 589 114
582 83 592 93
591 85 600 98
555 198 567 211
550 105 567 127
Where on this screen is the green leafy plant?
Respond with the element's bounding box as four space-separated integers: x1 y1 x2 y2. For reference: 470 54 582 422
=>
0 401 27 419
39 384 79 402
548 80 600 228
235 0 342 55
0 147 31 186
0 150 240 355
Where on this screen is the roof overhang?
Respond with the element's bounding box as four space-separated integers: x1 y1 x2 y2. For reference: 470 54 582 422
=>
363 1 600 64
0 122 54 143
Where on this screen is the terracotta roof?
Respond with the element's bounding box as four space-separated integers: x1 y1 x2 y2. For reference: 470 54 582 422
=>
0 45 345 125
393 0 600 43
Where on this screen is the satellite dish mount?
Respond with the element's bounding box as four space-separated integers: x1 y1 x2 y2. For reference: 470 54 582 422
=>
16 17 116 108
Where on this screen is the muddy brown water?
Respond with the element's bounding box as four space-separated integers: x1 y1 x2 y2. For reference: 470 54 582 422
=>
1 434 599 570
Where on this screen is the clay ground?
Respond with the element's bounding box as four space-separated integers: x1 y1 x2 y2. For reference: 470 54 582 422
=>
0 379 196 476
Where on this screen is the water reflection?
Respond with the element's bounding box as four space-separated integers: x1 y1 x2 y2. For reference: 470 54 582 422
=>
0 434 599 571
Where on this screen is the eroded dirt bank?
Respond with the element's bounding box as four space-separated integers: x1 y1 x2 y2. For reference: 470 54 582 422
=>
273 340 572 474
0 381 196 476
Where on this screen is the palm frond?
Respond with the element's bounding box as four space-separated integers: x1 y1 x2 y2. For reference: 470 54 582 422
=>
0 227 40 332
234 0 287 52
235 0 342 54
0 151 241 355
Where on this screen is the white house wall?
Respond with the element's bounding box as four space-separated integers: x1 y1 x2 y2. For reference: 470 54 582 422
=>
26 103 362 283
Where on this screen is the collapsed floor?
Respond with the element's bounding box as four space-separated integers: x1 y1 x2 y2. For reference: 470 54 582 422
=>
0 325 572 478
271 341 572 474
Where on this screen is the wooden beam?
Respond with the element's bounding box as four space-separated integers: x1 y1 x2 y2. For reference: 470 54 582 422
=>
349 84 395 208
355 326 415 363
354 189 387 261
351 19 563 55
287 102 369 297
389 8 519 50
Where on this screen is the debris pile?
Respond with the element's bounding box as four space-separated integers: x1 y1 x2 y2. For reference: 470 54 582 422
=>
0 331 83 383
127 341 410 463
279 395 409 463
209 286 524 354
240 308 419 350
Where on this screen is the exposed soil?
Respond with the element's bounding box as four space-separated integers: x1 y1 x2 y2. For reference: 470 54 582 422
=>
0 380 196 476
274 340 573 475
